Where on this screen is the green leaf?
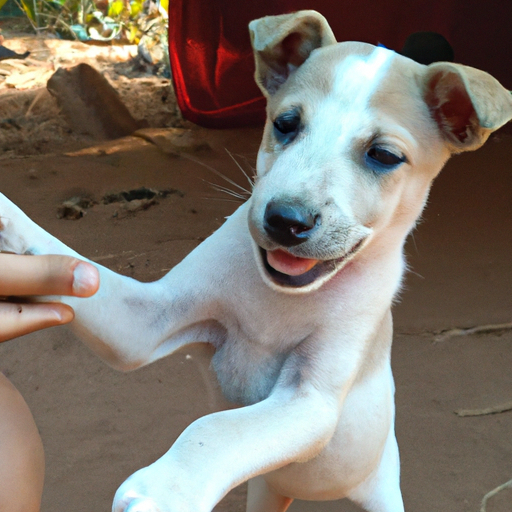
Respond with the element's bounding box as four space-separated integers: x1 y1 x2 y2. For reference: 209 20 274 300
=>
129 0 141 18
159 0 167 14
127 22 140 43
19 0 36 22
108 0 123 18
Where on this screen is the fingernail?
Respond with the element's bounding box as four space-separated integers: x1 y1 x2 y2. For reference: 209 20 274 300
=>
72 263 99 296
53 306 74 324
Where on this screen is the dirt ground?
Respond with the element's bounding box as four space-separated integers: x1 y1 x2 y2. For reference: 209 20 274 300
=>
0 27 511 512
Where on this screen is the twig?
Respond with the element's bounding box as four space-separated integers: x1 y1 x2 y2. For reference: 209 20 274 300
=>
90 250 136 262
455 400 512 417
33 10 81 40
434 322 512 343
25 88 46 117
481 479 512 512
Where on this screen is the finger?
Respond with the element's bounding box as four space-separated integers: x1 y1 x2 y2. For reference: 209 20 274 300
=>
0 254 99 297
0 302 74 343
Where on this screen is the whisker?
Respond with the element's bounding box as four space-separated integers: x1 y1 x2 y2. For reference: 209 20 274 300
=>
202 196 245 203
198 178 249 200
180 153 251 195
210 184 248 200
224 149 255 190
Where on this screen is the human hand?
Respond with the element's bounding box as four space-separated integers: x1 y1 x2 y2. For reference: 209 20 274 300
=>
0 254 99 343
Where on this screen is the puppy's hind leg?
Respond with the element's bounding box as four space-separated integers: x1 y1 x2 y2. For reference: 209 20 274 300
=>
347 430 404 512
246 476 293 512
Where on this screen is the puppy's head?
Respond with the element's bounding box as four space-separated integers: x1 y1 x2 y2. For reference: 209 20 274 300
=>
247 10 512 294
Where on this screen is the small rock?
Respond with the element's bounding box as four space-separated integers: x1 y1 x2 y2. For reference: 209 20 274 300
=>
47 63 139 139
57 196 95 220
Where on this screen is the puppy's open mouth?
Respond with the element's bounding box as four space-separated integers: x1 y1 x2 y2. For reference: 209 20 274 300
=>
259 240 364 290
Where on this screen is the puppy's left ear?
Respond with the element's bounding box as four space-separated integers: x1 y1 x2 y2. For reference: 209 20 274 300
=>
249 10 336 97
424 62 512 152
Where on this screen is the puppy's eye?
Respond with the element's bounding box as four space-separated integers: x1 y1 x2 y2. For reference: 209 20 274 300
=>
273 110 301 145
366 146 407 173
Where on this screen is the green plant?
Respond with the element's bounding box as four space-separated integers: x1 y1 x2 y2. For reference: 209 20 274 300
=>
0 0 167 45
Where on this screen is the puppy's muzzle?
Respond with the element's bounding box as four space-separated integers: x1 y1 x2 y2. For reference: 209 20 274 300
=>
264 201 320 247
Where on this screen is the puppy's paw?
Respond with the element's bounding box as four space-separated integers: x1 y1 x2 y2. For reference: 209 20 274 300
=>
0 193 34 254
0 193 60 255
113 492 161 512
112 467 186 512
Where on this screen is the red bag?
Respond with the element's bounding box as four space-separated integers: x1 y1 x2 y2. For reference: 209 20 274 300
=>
168 1 511 128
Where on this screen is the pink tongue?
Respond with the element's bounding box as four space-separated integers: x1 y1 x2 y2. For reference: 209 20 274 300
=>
266 249 318 276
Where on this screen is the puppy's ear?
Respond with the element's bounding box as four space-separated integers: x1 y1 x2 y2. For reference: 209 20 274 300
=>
249 10 336 97
424 62 512 152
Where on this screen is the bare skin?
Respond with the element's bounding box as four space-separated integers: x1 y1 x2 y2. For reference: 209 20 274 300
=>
0 254 99 342
0 254 99 512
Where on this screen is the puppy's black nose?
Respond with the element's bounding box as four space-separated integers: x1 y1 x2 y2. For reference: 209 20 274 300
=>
264 201 319 247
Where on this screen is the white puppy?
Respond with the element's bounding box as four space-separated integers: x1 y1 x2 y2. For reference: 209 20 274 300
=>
1 10 511 512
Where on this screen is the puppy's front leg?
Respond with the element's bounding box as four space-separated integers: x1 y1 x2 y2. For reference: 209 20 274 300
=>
0 193 217 369
112 341 357 512
113 386 337 512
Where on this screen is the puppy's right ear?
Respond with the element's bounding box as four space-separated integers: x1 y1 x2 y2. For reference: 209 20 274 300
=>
249 10 336 97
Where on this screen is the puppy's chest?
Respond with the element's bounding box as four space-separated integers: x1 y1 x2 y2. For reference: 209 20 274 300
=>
210 317 312 406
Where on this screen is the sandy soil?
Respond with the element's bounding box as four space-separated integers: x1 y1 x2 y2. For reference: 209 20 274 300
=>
0 19 183 158
0 27 511 512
